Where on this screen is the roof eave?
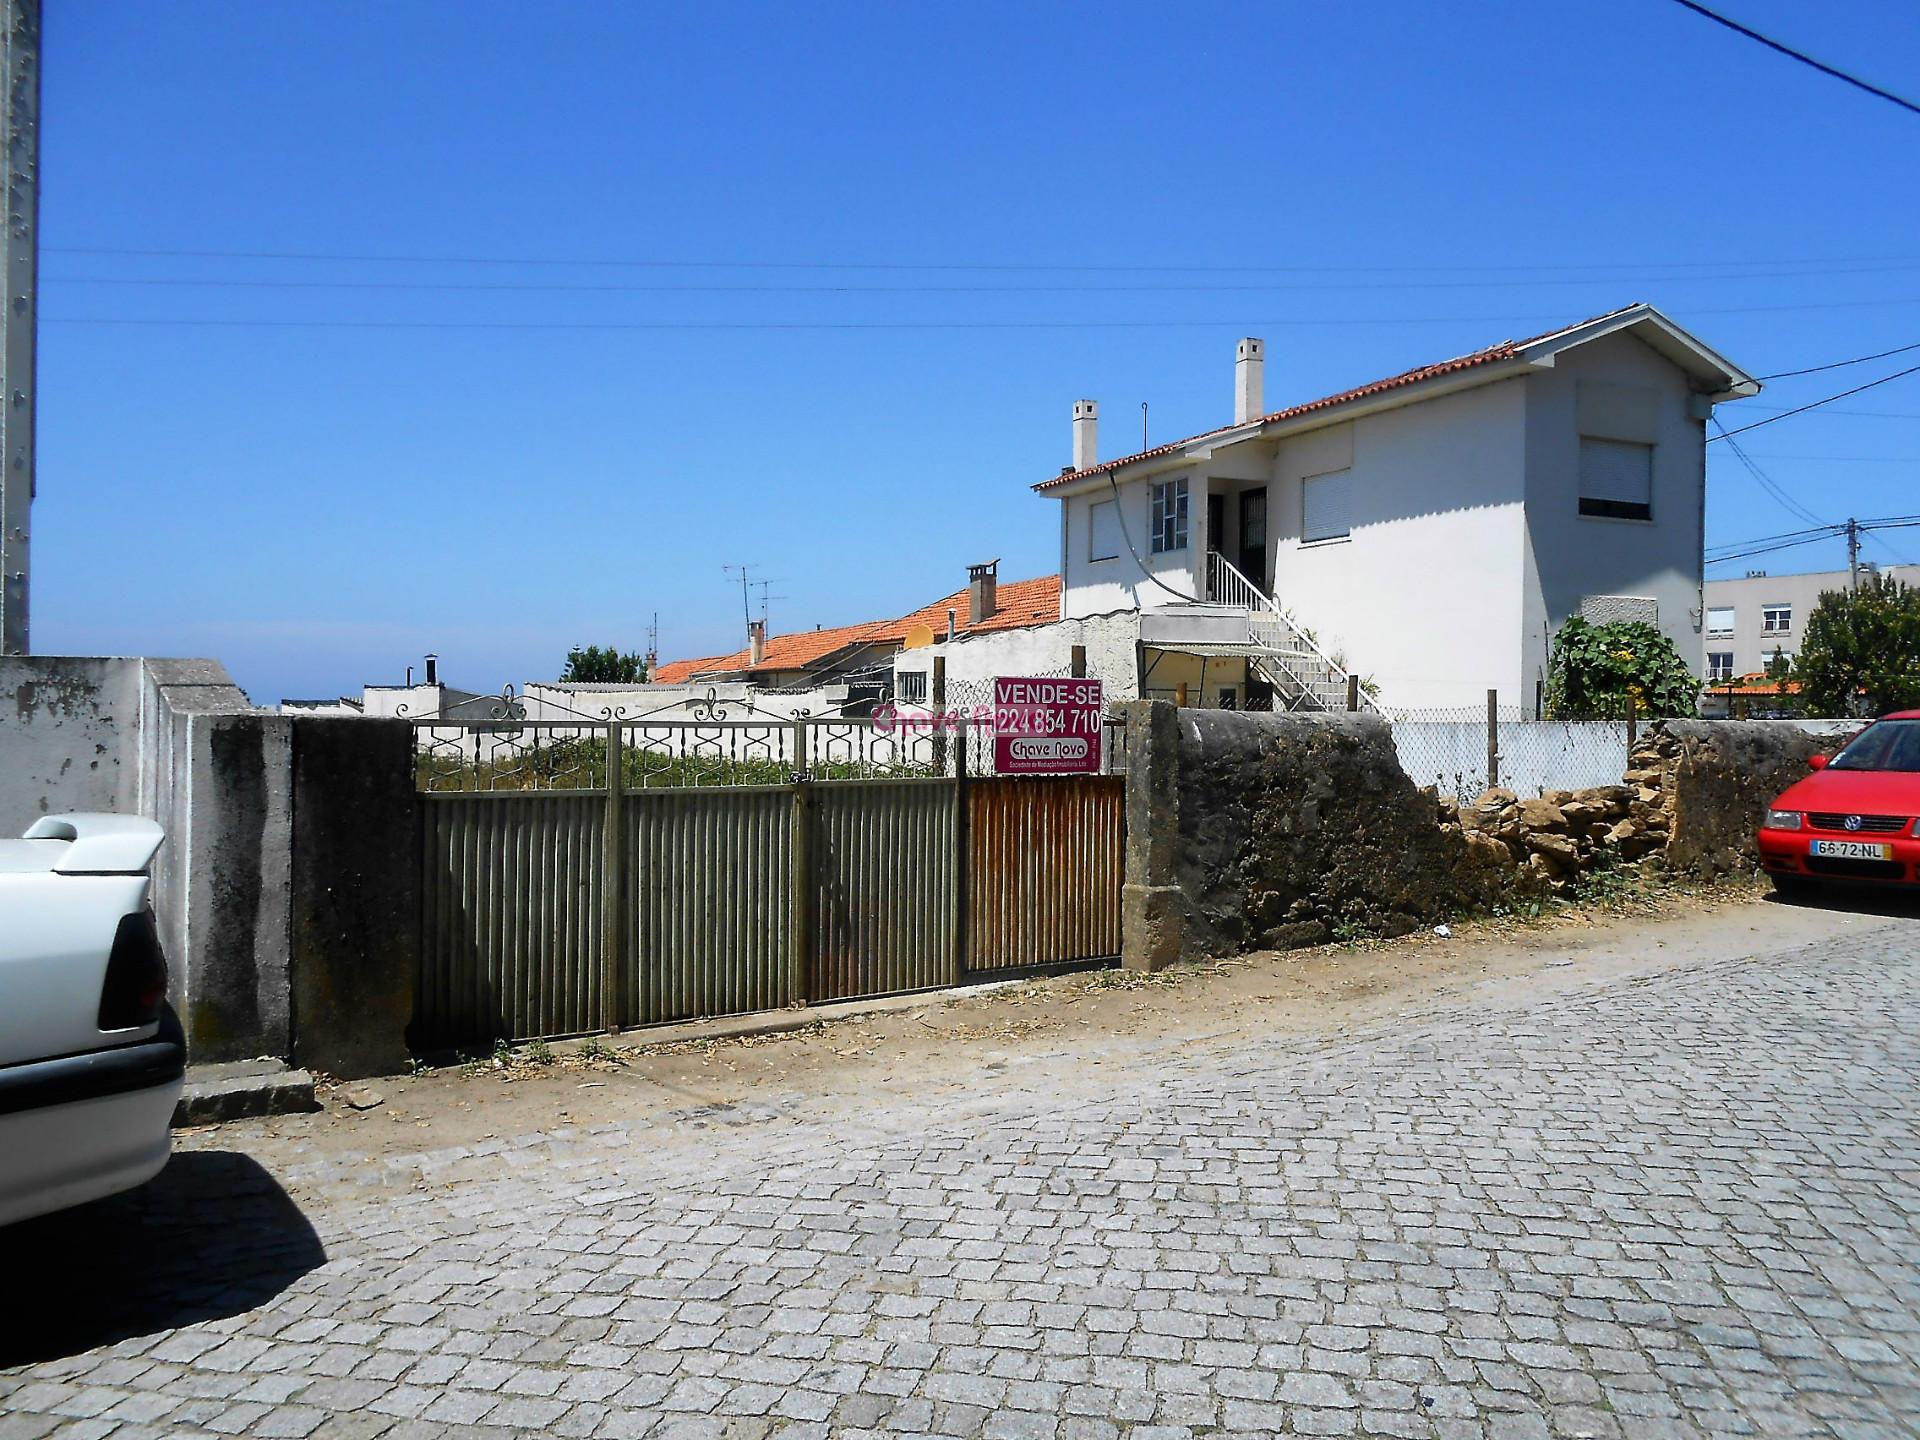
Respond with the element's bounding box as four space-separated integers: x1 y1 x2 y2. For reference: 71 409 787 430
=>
1518 303 1761 404
1035 357 1536 496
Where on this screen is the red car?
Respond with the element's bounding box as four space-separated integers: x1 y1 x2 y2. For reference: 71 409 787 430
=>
1758 713 1920 897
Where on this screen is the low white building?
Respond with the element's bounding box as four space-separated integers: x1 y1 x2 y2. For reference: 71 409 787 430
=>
1026 303 1759 712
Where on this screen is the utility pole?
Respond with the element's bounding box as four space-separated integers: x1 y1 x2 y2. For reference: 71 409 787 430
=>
0 0 39 656
1846 516 1861 591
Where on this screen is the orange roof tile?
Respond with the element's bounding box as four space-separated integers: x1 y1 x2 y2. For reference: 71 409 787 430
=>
652 575 1062 682
1035 305 1646 492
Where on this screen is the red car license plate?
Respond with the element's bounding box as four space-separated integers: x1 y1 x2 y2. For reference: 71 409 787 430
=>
1810 839 1893 860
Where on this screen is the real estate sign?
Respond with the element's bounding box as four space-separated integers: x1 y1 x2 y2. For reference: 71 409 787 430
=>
992 676 1104 774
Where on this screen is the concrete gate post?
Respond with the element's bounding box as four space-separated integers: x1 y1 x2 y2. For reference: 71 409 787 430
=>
1121 700 1184 973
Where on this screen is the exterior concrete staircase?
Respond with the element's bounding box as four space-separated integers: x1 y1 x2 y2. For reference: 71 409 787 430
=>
1206 553 1373 713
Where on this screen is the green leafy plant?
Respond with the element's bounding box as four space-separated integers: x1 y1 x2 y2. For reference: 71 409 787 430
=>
560 645 649 684
1544 616 1699 720
1795 573 1920 717
523 1038 555 1066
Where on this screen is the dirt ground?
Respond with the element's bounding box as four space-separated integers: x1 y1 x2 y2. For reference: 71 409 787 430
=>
182 877 1911 1173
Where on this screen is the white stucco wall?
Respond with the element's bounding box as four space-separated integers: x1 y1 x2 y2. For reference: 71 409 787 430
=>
1522 330 1711 687
1060 470 1208 617
1269 383 1532 709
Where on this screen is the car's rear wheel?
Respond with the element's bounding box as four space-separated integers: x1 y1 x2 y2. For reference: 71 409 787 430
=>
1771 873 1822 902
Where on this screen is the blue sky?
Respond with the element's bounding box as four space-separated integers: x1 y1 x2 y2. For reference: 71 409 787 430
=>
35 1 1920 703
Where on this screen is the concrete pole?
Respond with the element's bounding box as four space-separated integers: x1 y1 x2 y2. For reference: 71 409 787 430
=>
0 0 39 656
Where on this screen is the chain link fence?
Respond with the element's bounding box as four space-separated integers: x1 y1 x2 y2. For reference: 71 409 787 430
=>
1379 700 1637 805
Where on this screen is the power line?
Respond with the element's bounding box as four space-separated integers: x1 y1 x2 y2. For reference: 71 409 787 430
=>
40 243 1920 274
1664 0 1920 119
1706 515 1920 564
1755 338 1920 380
40 264 1920 296
1711 420 1826 526
1709 361 1920 441
43 295 1920 335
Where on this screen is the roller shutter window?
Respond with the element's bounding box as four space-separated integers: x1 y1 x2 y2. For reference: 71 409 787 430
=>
1302 469 1352 543
1578 438 1653 521
1088 499 1122 561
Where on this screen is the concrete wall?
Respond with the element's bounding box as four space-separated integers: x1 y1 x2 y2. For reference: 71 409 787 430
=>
0 655 145 828
289 717 417 1079
3 656 418 1072
1523 329 1710 689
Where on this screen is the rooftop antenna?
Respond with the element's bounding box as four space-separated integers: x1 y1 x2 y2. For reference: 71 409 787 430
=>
1140 401 1149 449
645 611 659 673
721 563 760 633
752 578 787 632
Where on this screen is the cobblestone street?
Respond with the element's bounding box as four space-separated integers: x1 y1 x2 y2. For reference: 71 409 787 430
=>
4 922 1918 1439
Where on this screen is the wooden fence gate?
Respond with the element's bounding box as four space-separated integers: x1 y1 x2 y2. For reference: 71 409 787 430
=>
412 710 1124 1050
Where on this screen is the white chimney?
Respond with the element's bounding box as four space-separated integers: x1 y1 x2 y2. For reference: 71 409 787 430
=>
748 619 766 667
1235 338 1265 424
1072 399 1099 471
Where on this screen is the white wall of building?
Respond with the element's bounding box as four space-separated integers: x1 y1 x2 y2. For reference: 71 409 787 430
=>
1061 470 1208 617
1522 330 1710 689
1269 382 1531 708
892 612 1141 707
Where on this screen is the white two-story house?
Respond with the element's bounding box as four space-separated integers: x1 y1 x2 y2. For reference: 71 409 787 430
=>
1035 303 1759 711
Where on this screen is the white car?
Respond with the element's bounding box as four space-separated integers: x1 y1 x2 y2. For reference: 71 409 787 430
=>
0 813 183 1226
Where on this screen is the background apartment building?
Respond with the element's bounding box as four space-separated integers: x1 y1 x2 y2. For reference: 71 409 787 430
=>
1702 563 1920 680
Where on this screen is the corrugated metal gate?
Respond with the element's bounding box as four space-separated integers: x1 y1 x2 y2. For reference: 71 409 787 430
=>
412 714 1124 1050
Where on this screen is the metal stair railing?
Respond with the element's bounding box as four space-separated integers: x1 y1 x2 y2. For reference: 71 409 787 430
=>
1204 552 1373 712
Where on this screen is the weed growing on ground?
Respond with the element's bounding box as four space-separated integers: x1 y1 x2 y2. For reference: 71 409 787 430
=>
523 1038 556 1066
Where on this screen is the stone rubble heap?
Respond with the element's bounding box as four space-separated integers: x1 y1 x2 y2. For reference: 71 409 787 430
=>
1433 780 1664 893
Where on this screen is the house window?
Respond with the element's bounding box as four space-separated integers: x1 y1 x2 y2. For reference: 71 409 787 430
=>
1762 604 1792 634
1088 499 1122 561
1705 606 1735 637
1707 652 1734 682
1302 468 1352 543
1150 478 1188 554
1578 437 1653 521
897 670 928 704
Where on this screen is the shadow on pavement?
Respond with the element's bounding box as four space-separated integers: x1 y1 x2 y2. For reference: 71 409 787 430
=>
1767 884 1920 921
0 1151 325 1365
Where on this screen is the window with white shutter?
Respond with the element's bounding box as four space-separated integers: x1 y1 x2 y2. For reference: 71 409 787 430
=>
1302 469 1352 543
1088 499 1122 561
1578 438 1653 521
1706 606 1735 637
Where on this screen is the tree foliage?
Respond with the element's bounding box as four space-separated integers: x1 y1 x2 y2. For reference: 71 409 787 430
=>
1795 574 1920 717
1544 616 1699 720
560 644 649 684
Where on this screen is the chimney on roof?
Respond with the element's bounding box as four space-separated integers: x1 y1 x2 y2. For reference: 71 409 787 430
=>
967 560 999 626
1072 399 1098 471
748 619 766 667
424 653 438 686
1235 337 1265 424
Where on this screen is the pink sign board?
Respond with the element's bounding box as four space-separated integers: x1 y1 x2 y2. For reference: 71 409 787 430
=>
992 676 1104 774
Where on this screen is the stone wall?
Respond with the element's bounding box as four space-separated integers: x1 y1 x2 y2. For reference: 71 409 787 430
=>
1121 704 1540 965
1630 719 1850 878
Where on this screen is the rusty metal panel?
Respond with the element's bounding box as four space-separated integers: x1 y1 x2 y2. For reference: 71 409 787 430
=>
628 787 793 1024
417 792 604 1048
967 775 1124 971
811 779 958 1003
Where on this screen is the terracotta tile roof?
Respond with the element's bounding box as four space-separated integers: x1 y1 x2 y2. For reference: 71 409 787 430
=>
651 575 1063 682
652 619 891 683
867 574 1062 643
1035 305 1645 492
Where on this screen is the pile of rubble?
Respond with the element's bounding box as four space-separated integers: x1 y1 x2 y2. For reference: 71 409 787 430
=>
1436 780 1666 891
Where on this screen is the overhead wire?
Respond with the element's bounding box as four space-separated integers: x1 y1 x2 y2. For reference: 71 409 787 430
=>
1663 0 1920 118
1709 361 1920 440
